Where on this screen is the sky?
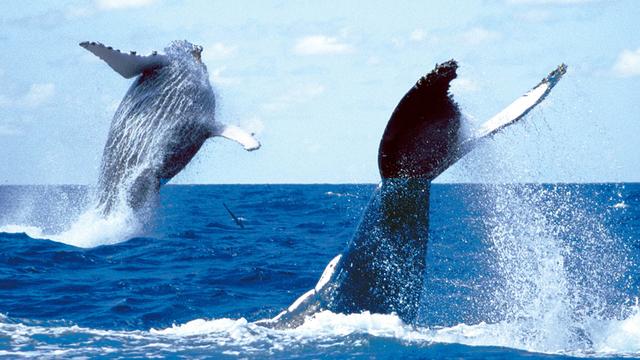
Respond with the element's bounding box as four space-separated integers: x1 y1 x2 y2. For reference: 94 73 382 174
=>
0 0 638 184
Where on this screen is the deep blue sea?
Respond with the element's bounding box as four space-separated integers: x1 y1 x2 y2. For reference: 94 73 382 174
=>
0 183 638 358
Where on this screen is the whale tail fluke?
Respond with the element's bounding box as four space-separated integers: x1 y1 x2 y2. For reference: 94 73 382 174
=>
263 60 567 329
378 61 567 181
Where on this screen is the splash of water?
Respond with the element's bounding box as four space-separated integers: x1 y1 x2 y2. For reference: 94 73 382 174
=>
54 205 145 247
483 184 592 352
460 121 632 353
0 195 145 248
1 310 640 358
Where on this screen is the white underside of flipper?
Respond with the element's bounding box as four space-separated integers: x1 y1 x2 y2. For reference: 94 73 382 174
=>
475 82 549 138
473 63 567 141
212 124 261 151
262 254 342 325
80 41 169 79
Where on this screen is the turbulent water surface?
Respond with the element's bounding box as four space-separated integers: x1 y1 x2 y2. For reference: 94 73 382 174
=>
0 183 639 358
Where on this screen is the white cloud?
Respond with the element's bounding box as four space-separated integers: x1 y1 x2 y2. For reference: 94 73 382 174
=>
21 83 55 107
393 29 437 48
65 5 95 19
367 56 381 65
203 42 237 62
507 0 597 4
96 0 157 10
613 48 640 77
0 123 21 136
410 29 427 42
0 116 30 136
460 27 500 45
210 67 240 86
263 84 325 112
64 0 156 18
517 9 554 22
293 36 352 55
0 83 56 108
391 37 405 48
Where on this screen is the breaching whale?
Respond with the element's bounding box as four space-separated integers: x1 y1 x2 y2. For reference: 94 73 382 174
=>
80 40 260 214
262 60 567 328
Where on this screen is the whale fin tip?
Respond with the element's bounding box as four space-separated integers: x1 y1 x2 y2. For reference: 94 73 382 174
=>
471 63 568 142
211 124 261 151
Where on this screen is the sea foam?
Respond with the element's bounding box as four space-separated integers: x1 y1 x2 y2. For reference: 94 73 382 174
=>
2 309 640 358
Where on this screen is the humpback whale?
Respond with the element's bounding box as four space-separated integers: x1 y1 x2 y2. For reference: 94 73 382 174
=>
262 60 567 328
80 40 260 214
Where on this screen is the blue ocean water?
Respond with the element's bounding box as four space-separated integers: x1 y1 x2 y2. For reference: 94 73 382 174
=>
0 183 638 358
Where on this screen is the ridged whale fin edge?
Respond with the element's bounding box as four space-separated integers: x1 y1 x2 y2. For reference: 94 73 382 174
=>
80 41 170 79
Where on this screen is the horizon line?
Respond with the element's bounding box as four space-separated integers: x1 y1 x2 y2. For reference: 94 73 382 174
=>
0 181 638 186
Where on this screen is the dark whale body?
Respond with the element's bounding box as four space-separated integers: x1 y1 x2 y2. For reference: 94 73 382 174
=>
80 40 259 214
263 61 567 328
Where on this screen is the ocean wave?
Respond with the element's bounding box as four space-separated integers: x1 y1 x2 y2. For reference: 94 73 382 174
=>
1 309 639 358
324 191 358 198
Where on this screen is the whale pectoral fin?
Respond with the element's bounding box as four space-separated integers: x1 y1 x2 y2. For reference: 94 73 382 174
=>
461 63 567 153
211 124 261 151
80 41 169 79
